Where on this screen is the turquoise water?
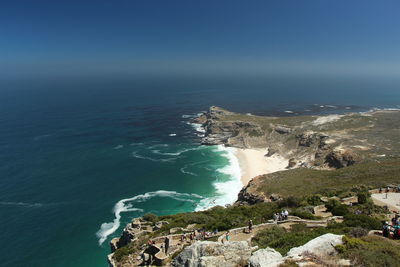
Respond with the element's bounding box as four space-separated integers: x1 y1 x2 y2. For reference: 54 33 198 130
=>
0 76 399 266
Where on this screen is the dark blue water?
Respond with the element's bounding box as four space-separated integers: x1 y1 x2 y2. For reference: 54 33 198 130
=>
0 75 399 267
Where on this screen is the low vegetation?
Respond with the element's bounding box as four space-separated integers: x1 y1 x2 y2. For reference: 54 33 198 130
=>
337 235 400 267
253 224 344 255
254 158 400 198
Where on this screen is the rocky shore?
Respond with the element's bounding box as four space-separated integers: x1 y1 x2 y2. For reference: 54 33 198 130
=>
193 106 400 170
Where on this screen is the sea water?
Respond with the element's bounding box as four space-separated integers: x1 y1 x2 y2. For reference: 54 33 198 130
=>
0 75 399 266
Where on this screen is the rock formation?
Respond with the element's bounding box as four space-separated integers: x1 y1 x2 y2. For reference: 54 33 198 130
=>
172 241 252 267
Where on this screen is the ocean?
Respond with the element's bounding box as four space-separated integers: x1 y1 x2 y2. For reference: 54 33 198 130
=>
0 75 399 266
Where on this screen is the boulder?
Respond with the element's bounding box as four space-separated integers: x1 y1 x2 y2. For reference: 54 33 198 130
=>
286 233 343 260
274 125 292 134
324 150 356 168
248 247 284 267
287 158 297 168
172 241 252 267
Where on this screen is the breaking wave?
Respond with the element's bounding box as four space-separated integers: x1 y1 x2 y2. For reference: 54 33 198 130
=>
195 145 243 211
96 191 203 245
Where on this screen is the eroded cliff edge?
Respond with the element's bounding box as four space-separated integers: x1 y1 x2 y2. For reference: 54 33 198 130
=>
193 106 400 169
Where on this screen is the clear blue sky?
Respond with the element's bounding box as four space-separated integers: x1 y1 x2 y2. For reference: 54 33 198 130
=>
1 0 400 77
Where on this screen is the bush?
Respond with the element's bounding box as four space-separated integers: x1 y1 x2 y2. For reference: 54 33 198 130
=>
342 214 382 230
357 191 371 204
348 227 369 238
325 199 341 212
290 209 316 220
339 235 400 266
331 204 350 216
305 194 323 206
278 196 301 208
142 213 158 223
334 244 346 253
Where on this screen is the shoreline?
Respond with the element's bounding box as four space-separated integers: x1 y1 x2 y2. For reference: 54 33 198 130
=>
234 147 288 186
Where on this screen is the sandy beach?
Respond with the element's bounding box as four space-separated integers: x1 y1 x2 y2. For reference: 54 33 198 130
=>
235 148 288 186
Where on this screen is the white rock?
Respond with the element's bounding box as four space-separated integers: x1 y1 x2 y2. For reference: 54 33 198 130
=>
286 233 343 260
249 247 284 267
172 241 251 267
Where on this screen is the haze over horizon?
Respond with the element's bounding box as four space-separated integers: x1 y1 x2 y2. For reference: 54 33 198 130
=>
2 0 400 79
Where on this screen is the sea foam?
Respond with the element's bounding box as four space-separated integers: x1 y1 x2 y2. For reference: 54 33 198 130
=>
195 145 243 211
96 190 203 245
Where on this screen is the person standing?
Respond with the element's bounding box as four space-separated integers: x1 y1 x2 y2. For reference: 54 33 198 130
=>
225 231 230 242
164 236 170 254
248 219 253 233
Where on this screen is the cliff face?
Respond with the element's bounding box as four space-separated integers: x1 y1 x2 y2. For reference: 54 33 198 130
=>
193 107 400 170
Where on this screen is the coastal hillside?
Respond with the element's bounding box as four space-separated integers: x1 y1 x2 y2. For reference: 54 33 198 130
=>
194 106 400 169
108 107 400 267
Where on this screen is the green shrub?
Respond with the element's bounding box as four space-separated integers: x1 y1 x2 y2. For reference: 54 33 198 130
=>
325 199 341 212
357 191 371 204
305 194 323 206
290 209 316 220
331 204 350 216
348 227 369 238
334 244 346 253
342 214 382 230
278 196 301 208
113 244 138 262
339 235 400 266
142 213 158 223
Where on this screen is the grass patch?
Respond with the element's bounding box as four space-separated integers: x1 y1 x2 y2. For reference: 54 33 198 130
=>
253 158 400 198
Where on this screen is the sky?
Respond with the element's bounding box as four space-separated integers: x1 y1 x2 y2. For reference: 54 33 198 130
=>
1 0 400 78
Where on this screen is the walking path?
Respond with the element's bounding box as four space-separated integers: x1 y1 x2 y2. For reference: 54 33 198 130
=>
371 193 400 212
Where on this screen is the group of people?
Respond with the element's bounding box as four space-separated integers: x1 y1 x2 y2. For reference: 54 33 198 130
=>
382 214 400 239
273 210 289 222
179 229 218 243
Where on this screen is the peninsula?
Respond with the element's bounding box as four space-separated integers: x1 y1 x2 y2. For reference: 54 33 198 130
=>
108 107 400 267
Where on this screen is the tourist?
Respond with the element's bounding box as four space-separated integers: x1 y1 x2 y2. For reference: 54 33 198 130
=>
273 213 278 222
164 236 170 254
385 187 390 199
393 223 400 240
383 222 390 238
180 234 186 242
284 209 289 220
189 232 194 241
248 219 253 233
226 231 230 242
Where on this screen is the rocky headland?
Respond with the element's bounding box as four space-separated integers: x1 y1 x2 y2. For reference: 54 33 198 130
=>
108 107 400 267
193 106 400 169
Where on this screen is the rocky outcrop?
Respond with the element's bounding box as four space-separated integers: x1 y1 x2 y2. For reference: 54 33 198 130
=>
286 233 343 260
236 176 269 205
324 150 356 168
274 125 292 134
195 107 400 170
249 234 347 267
172 241 252 267
111 218 152 250
248 247 284 267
